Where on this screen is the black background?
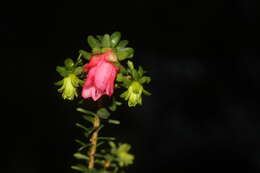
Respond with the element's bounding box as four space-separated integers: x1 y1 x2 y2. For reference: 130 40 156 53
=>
1 0 260 173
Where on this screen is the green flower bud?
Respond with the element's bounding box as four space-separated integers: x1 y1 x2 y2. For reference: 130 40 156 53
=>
64 58 74 69
56 74 82 100
121 81 143 107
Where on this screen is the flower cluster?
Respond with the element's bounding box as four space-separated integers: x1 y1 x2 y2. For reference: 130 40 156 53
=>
55 32 151 107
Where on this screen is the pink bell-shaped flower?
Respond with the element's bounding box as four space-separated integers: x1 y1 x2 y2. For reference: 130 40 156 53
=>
82 50 119 101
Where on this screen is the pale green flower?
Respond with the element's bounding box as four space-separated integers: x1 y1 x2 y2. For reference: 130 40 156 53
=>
120 81 143 107
116 144 134 167
56 74 82 100
110 142 134 167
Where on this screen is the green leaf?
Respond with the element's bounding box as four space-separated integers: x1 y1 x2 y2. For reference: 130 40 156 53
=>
98 137 115 140
76 123 90 132
87 35 100 49
132 69 139 80
139 76 151 84
108 104 117 112
116 73 124 82
56 66 68 77
102 34 111 48
64 58 74 69
97 108 110 119
76 108 96 116
96 35 103 42
54 79 63 86
109 141 116 149
108 119 120 125
138 66 144 76
74 66 83 75
82 115 94 123
116 101 122 106
111 32 121 47
127 60 134 70
84 127 96 137
79 50 92 60
75 139 92 151
117 40 128 49
116 48 134 61
108 98 122 112
143 89 152 96
71 164 88 172
73 153 89 160
75 139 88 146
97 141 105 148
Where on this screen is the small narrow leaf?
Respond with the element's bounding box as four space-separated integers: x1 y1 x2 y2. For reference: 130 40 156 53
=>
108 119 120 125
96 141 105 148
116 48 134 61
56 66 68 77
84 127 96 137
117 40 129 49
96 35 103 42
111 32 121 47
97 108 110 119
76 108 96 116
71 164 88 172
98 137 115 140
82 115 94 123
76 123 90 132
79 50 92 60
74 66 83 75
102 34 111 48
75 139 92 151
73 153 89 160
138 66 144 76
75 139 88 146
87 35 100 49
143 89 152 96
54 80 63 86
139 76 151 84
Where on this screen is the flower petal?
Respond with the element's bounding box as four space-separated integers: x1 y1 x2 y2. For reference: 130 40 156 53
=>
94 61 114 90
83 54 103 72
84 67 96 87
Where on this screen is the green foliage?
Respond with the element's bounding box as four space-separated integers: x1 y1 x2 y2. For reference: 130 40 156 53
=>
97 108 110 119
116 40 128 49
116 48 134 61
65 58 75 69
111 32 121 47
79 50 92 60
102 34 111 48
87 35 100 49
71 164 89 172
108 119 120 125
56 66 68 77
74 153 89 160
77 108 96 116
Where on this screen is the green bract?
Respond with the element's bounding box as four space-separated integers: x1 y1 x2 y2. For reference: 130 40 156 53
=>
83 32 134 61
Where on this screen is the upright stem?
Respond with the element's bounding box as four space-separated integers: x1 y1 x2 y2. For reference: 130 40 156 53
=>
88 115 100 168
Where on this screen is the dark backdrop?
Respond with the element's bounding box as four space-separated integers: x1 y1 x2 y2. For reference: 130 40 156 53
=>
1 0 259 173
